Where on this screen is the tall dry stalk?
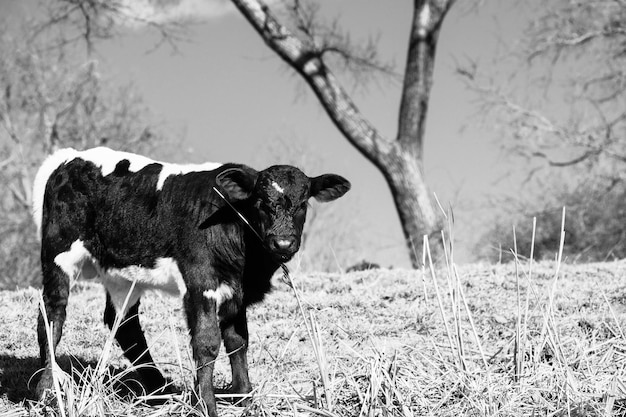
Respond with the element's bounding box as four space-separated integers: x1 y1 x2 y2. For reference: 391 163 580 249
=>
282 265 336 414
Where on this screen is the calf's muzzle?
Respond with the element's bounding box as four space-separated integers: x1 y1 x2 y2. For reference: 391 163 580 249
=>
268 235 299 257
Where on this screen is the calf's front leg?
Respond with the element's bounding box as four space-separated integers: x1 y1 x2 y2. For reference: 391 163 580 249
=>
184 289 221 417
221 309 251 398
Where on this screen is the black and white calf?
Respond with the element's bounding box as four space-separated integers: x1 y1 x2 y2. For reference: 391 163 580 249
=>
32 147 350 416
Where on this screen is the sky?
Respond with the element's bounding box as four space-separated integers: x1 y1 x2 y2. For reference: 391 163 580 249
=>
5 0 528 268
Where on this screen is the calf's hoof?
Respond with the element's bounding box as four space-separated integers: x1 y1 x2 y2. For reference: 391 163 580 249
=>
195 401 218 417
229 385 252 407
34 371 55 400
192 393 219 417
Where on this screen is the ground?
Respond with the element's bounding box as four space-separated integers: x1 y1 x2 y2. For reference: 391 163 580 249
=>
1 261 626 416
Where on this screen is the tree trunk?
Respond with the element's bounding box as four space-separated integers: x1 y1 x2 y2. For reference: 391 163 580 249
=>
382 146 441 266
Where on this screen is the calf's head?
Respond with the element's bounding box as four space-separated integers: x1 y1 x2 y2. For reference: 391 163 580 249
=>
216 165 350 262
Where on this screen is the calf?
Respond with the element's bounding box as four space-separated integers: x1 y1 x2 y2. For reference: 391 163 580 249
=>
32 147 350 416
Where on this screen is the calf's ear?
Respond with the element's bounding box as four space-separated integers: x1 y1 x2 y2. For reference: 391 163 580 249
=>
309 174 351 202
216 166 258 201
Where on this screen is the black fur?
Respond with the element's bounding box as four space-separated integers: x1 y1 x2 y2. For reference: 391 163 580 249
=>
35 148 350 417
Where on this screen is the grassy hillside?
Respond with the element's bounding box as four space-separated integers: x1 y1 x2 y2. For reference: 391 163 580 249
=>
1 261 626 416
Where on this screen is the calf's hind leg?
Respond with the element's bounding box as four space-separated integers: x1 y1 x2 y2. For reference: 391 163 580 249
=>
36 263 71 399
103 291 167 394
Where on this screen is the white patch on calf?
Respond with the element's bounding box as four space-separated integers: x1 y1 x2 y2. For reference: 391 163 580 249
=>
203 283 234 312
103 258 186 294
155 258 187 295
79 147 156 176
53 240 186 315
156 162 223 190
54 240 91 278
271 181 284 193
78 147 223 189
101 257 186 315
102 279 144 317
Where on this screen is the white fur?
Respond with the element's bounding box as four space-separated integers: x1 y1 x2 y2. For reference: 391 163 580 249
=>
271 181 284 193
203 283 234 311
54 239 91 279
78 147 156 176
52 238 187 315
101 257 186 315
74 147 221 190
31 147 223 236
102 278 144 317
156 162 222 190
102 258 187 296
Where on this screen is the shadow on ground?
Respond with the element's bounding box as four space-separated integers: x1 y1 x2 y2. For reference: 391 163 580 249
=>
0 354 40 402
0 354 155 403
0 353 244 412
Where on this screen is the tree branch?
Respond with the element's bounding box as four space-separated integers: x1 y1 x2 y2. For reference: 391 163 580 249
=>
458 61 626 172
1 85 21 145
287 1 398 83
32 0 188 56
230 0 396 169
531 149 601 167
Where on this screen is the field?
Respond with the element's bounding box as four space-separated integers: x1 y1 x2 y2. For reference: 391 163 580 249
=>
1 259 626 416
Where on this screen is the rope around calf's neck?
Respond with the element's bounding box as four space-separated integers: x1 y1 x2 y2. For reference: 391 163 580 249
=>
213 186 293 287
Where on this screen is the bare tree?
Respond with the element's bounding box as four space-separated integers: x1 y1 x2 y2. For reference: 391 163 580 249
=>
462 0 626 261
33 0 188 54
463 0 626 179
0 19 163 288
229 0 457 267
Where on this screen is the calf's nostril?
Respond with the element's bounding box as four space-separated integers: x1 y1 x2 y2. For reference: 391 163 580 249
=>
271 236 296 252
277 239 293 249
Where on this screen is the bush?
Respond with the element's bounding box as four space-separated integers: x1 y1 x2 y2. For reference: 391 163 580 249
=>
0 22 163 289
475 174 626 263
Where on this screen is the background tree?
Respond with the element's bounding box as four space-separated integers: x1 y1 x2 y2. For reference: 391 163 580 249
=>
0 16 167 288
229 0 459 267
463 0 626 261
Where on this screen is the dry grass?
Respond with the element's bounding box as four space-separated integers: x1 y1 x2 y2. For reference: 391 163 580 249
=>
2 226 626 415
